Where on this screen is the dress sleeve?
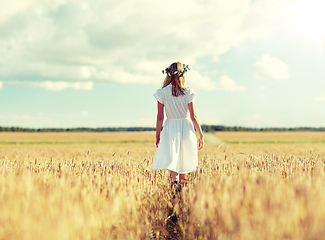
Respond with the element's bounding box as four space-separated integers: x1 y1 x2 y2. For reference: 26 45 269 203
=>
188 88 198 103
153 89 164 104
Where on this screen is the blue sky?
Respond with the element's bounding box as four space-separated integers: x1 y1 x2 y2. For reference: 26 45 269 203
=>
1 0 325 128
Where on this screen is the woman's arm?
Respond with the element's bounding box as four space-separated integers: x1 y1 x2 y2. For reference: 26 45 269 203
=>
155 101 164 147
189 100 205 150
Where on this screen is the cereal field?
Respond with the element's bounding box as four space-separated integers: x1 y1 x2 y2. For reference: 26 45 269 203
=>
1 131 325 240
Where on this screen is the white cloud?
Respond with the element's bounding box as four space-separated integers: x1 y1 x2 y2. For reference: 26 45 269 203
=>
0 81 3 88
82 111 88 116
22 114 31 119
254 54 290 81
0 0 38 24
31 81 93 91
7 81 93 91
185 72 246 92
0 0 294 89
186 70 218 91
219 75 247 92
315 94 325 102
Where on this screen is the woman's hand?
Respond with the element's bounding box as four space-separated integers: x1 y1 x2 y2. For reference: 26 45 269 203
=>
156 135 160 148
198 135 205 150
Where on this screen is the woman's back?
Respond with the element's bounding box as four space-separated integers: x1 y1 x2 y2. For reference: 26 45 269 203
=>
153 85 197 119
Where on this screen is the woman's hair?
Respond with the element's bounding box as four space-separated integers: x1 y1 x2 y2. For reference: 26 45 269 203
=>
162 62 186 97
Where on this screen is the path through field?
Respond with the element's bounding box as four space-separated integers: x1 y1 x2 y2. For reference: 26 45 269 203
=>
204 132 223 143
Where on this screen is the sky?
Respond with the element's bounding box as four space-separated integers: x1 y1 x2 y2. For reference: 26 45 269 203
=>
0 0 325 128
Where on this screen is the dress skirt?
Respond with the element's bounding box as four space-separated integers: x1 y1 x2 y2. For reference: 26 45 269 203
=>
151 117 198 174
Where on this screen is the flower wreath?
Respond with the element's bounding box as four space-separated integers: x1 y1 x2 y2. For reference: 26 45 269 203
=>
162 64 190 77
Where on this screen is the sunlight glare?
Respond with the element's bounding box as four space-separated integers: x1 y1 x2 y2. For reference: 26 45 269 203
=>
288 0 325 38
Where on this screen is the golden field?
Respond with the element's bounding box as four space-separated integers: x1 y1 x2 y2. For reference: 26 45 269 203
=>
1 131 325 239
0 131 156 143
215 131 325 142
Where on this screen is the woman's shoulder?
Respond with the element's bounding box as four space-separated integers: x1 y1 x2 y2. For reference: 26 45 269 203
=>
155 85 170 94
158 85 172 92
185 87 196 94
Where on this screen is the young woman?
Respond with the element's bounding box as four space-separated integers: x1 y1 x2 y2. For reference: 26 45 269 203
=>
151 62 204 183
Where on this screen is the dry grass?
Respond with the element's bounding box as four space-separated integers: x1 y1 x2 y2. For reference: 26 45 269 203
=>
1 132 325 239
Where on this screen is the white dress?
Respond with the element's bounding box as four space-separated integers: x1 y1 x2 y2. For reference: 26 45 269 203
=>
151 85 198 174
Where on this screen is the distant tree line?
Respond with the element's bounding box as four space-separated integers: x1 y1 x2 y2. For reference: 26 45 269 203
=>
0 126 156 132
201 125 325 132
1 125 325 132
